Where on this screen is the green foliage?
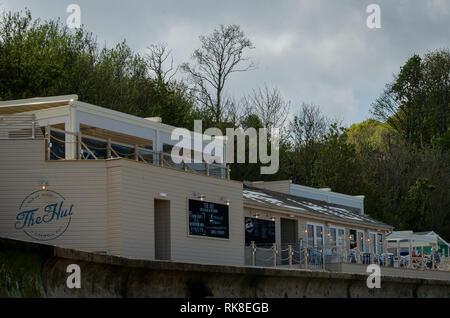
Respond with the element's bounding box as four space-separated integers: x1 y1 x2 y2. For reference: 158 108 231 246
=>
313 124 363 195
344 119 394 152
0 250 44 297
432 130 450 152
399 177 435 229
363 50 450 239
358 138 450 240
372 49 450 148
0 10 197 128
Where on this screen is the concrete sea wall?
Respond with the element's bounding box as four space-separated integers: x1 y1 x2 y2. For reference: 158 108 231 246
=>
1 237 449 298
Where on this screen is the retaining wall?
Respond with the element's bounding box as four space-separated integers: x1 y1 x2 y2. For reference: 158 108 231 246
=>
1 237 449 298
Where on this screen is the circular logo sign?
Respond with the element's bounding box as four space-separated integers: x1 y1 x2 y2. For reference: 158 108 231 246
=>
14 190 74 241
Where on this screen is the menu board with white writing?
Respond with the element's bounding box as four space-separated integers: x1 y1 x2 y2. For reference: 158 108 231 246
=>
188 199 229 239
245 217 275 244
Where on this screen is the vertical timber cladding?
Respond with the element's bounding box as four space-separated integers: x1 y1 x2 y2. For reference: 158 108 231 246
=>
188 199 229 239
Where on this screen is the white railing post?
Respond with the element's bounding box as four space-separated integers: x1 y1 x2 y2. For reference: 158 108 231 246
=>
31 118 35 139
322 248 325 269
251 241 256 266
432 251 435 270
160 152 164 167
304 247 308 269
272 243 277 267
421 248 425 270
77 131 82 160
288 245 293 268
408 241 412 269
356 247 361 264
107 138 112 159
45 125 51 160
298 239 303 268
134 144 139 161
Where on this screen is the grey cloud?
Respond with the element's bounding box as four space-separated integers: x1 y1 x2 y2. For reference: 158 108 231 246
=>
2 0 449 125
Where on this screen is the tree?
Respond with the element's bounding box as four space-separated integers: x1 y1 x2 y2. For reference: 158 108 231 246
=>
145 43 177 84
288 103 330 186
399 177 435 230
0 10 198 129
313 124 363 195
181 24 256 127
344 119 395 154
241 84 290 130
371 50 450 147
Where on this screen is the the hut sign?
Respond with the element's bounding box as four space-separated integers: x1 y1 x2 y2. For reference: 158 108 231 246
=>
14 190 74 241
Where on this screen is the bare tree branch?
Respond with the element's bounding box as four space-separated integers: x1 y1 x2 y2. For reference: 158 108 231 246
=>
181 24 257 124
145 43 178 84
241 84 290 130
289 103 330 148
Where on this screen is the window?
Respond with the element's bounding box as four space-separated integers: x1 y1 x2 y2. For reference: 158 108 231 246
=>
245 217 275 245
369 232 377 254
357 230 365 252
316 225 324 250
329 228 337 246
307 224 314 247
349 229 357 249
330 226 346 247
367 232 384 255
377 233 384 254
306 223 324 250
338 228 346 246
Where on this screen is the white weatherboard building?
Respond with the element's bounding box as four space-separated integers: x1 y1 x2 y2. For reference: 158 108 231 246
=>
242 182 391 269
1 95 449 280
0 95 238 265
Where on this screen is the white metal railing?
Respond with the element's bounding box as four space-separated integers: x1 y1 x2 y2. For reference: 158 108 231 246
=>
0 114 41 139
245 241 325 270
245 240 450 272
44 126 230 180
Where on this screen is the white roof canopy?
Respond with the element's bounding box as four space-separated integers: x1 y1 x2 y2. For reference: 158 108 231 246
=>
387 231 439 245
0 95 227 162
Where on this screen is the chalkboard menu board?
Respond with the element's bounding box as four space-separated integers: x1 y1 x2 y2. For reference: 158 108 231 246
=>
188 199 229 239
245 217 275 244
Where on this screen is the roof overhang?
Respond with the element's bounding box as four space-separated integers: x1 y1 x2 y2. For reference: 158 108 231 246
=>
0 95 227 150
0 95 77 115
243 199 393 230
387 232 438 244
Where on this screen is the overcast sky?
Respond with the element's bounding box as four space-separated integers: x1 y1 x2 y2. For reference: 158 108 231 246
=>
2 0 449 125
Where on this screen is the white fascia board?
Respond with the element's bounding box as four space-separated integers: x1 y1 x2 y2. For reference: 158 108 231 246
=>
74 101 174 133
290 183 364 206
438 236 450 247
76 108 156 141
0 95 78 108
73 101 226 145
425 232 450 247
387 233 437 244
18 105 71 126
